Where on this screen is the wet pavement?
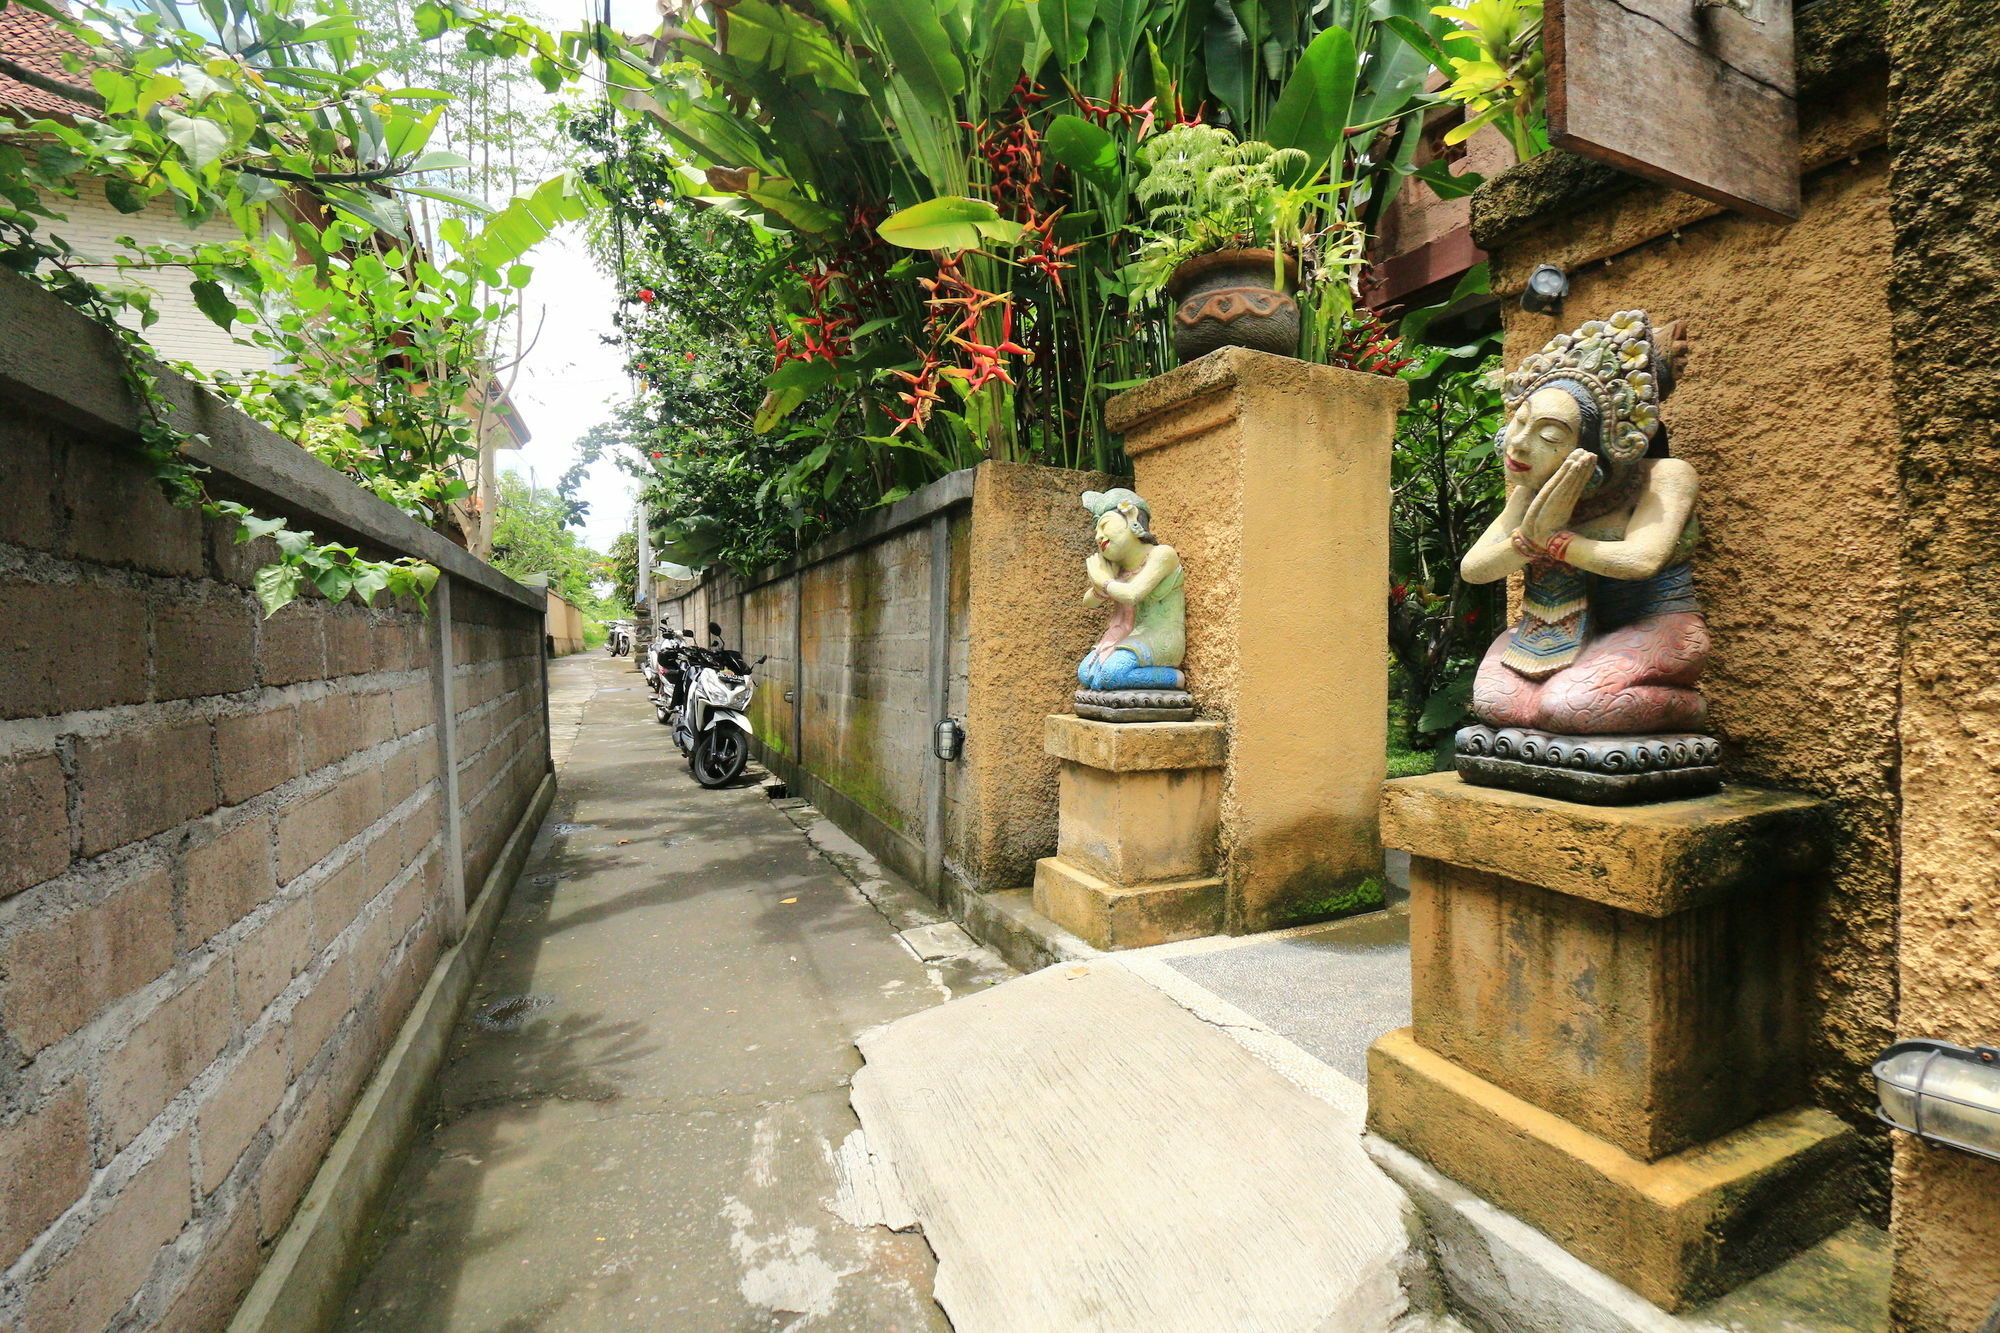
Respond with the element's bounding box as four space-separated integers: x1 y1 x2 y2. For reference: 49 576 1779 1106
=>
337 653 1006 1332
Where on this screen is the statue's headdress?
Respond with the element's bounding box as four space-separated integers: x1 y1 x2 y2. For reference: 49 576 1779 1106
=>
1504 310 1674 466
1082 487 1156 543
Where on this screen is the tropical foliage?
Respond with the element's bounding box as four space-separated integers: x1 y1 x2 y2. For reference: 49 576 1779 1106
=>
1387 271 1509 754
487 470 607 608
559 0 1483 571
0 0 631 611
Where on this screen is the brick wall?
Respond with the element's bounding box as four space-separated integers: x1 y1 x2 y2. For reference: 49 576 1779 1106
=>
0 279 549 1330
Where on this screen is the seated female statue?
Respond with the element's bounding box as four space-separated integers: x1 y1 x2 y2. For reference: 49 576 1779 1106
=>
1460 311 1709 737
1078 488 1186 691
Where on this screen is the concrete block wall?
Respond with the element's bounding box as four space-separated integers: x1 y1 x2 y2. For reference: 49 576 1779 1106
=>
449 586 546 898
664 461 1113 908
0 271 550 1331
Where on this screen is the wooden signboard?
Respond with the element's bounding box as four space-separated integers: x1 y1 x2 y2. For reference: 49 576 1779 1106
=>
1546 0 1799 223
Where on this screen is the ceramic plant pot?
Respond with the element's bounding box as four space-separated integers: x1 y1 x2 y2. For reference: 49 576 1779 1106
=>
1165 248 1300 364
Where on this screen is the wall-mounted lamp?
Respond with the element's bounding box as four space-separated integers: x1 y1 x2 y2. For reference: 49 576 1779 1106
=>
1873 1039 2000 1161
933 718 965 763
1521 264 1570 316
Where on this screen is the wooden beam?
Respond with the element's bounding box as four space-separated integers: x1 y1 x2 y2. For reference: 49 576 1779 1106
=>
1547 0 1799 223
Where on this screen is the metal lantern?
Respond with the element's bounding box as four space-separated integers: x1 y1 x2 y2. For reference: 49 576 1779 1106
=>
1873 1039 2000 1162
933 718 964 763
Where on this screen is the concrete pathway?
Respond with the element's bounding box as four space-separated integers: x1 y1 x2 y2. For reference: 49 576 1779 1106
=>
336 653 1006 1332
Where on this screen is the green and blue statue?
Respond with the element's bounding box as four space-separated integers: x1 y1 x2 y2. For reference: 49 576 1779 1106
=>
1075 488 1194 723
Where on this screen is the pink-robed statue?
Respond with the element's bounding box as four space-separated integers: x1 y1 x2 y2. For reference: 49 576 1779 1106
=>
1453 311 1722 803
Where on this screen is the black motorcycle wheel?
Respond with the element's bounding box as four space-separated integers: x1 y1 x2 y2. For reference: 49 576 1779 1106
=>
692 727 747 788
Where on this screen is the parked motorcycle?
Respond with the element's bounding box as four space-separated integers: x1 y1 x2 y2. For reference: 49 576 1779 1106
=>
606 623 632 657
647 629 691 725
668 622 765 788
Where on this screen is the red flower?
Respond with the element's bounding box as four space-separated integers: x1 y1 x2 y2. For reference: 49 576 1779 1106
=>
636 289 656 304
1390 583 1408 604
649 451 664 459
1462 610 1480 626
684 352 697 362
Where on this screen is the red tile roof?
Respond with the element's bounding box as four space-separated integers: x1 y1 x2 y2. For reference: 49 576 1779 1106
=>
0 2 98 121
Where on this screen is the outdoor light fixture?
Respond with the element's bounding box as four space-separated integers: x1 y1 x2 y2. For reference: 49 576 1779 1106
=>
933 718 964 763
1521 264 1570 316
1873 1039 2000 1162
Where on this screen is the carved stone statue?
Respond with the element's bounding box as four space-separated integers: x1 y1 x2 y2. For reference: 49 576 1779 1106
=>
1453 311 1722 802
1075 488 1194 722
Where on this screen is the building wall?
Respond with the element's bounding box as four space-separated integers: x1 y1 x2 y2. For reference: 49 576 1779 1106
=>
38 189 268 378
544 591 584 656
0 273 549 1331
1883 1 2000 1328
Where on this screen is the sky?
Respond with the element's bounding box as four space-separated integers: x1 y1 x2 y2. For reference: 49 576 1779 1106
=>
498 222 635 555
493 0 664 557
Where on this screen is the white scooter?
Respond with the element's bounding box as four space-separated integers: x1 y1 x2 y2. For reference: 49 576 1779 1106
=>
669 622 765 788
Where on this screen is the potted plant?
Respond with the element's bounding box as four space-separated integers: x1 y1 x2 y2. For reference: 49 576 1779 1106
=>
1127 125 1327 364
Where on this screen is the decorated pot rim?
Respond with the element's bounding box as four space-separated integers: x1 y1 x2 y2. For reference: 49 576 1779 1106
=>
1167 247 1300 300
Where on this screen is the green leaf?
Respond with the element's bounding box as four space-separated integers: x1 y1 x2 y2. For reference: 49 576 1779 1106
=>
234 512 286 543
1203 0 1253 126
1417 670 1474 734
1265 25 1357 175
766 358 840 392
1409 158 1483 200
161 112 230 171
408 149 475 172
412 1 449 38
309 562 354 604
878 195 1010 251
190 277 234 330
1037 0 1095 67
1382 13 1455 74
348 564 392 607
1043 115 1120 191
103 177 149 214
853 0 965 107
253 562 304 618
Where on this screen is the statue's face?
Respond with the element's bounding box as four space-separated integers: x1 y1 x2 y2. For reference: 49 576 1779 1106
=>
1095 509 1142 563
1502 387 1583 492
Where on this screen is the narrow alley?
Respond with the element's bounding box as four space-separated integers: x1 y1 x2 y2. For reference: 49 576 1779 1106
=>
336 653 1007 1330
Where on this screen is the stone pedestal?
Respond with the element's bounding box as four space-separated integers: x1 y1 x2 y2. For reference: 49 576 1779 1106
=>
1367 774 1860 1311
1105 349 1404 932
1032 714 1225 950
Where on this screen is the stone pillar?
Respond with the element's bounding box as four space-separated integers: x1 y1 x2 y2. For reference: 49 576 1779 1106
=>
1367 774 1860 1311
1033 715 1225 950
1104 349 1404 933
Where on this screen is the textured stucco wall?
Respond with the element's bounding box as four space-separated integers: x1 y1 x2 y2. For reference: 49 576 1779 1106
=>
956 461 1118 898
1112 351 1403 933
1488 135 1899 1218
1884 1 2000 1327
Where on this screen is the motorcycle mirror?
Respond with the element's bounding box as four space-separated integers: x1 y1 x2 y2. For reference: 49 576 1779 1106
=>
755 655 769 665
708 622 722 636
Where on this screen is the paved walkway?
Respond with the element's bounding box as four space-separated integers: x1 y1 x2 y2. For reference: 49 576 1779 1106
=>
337 653 1005 1331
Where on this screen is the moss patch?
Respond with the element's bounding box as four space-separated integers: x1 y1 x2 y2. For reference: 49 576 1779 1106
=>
1279 875 1387 928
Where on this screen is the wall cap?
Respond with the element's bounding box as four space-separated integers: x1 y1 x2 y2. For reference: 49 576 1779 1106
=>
1105 346 1408 445
730 465 975 596
1380 772 1830 916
